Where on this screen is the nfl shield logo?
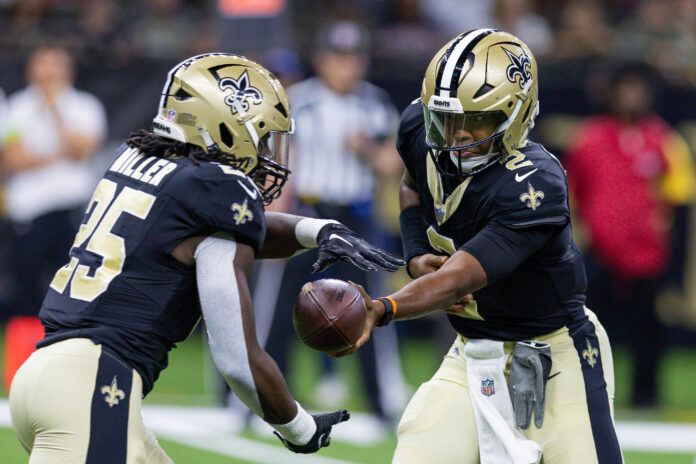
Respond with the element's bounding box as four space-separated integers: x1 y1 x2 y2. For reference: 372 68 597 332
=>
481 378 495 396
435 206 445 223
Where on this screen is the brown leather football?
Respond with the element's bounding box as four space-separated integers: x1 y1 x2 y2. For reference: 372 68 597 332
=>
293 279 366 353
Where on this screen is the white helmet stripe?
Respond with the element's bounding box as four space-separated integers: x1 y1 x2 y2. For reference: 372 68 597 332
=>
158 55 199 111
438 28 495 98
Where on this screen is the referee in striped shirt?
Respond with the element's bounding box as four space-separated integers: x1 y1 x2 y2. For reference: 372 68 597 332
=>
263 21 409 426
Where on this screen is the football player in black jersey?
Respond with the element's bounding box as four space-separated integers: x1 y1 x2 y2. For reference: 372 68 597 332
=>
338 30 623 463
8 54 404 463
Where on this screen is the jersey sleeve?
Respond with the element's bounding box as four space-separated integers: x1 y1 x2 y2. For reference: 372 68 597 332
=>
491 168 570 229
184 165 266 253
460 223 557 284
396 101 424 179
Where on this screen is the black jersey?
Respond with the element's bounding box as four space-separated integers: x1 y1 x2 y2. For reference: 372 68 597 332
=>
397 102 587 340
38 144 266 394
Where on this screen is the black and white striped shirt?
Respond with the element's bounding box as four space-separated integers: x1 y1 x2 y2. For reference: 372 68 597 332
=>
288 77 398 205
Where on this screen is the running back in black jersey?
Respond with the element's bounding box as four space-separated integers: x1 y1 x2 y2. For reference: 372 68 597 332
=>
38 144 266 394
397 101 587 340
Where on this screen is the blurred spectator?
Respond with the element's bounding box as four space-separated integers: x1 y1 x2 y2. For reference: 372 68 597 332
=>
68 0 132 66
566 63 696 407
0 45 106 389
0 85 7 196
264 21 408 425
552 0 614 60
423 0 552 56
373 0 445 72
614 0 696 83
129 0 195 60
0 85 6 134
260 48 305 88
422 0 493 39
491 0 553 56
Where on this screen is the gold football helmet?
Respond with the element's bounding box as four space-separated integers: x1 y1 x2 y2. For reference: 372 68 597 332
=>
153 53 293 203
421 29 539 176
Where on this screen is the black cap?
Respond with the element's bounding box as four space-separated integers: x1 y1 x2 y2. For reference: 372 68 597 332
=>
315 21 369 54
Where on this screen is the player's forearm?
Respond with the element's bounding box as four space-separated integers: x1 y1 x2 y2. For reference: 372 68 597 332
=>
259 212 304 258
259 213 337 259
386 251 487 320
247 347 298 423
195 237 317 443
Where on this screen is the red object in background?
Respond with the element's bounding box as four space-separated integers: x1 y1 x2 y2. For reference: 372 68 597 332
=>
218 0 286 16
566 115 671 279
3 316 44 391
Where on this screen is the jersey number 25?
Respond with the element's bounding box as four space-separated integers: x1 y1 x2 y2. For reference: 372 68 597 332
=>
50 179 156 302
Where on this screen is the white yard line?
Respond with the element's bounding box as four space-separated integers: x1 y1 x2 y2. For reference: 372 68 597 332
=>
2 400 696 461
142 404 356 464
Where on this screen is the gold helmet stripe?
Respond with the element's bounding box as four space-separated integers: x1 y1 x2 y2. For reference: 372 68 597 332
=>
437 28 495 98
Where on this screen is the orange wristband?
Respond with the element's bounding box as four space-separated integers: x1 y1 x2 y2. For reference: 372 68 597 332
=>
376 297 397 326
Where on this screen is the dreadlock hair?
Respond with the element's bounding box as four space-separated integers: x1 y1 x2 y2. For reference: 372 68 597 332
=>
125 129 226 164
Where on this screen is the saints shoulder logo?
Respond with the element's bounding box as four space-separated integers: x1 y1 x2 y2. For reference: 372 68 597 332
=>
582 338 599 368
219 70 263 114
231 199 254 225
504 48 532 88
519 182 544 210
101 375 126 408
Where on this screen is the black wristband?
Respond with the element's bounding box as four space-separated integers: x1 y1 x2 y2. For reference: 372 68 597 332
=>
399 206 434 264
376 298 395 326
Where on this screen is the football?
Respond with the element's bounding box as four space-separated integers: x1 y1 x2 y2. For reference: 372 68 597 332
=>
293 279 366 353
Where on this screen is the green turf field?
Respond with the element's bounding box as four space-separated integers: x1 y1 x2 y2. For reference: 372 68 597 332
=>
1 424 694 464
2 330 696 463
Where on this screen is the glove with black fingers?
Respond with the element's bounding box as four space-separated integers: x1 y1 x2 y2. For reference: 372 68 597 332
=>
274 410 350 454
313 223 406 273
508 340 552 429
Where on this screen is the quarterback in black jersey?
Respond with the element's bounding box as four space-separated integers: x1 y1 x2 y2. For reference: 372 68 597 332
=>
8 54 404 463
340 30 623 463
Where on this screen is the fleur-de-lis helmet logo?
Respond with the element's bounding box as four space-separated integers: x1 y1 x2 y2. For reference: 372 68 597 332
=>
504 48 532 89
219 70 263 114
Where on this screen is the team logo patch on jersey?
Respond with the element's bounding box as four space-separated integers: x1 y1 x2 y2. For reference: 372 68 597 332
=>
519 182 544 211
582 338 599 368
231 199 254 225
101 376 126 408
504 48 532 89
219 70 263 114
481 378 495 396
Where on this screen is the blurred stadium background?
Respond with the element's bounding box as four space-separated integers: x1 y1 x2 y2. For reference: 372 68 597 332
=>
2 0 696 463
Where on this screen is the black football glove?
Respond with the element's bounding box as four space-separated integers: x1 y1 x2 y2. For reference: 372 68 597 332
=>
313 223 406 273
508 340 552 429
274 410 350 454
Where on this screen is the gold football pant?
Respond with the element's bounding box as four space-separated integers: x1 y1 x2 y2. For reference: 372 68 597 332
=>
9 338 172 464
393 309 624 464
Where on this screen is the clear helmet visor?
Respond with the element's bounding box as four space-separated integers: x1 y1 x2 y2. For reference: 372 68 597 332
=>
252 120 294 204
258 129 291 169
423 108 507 151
